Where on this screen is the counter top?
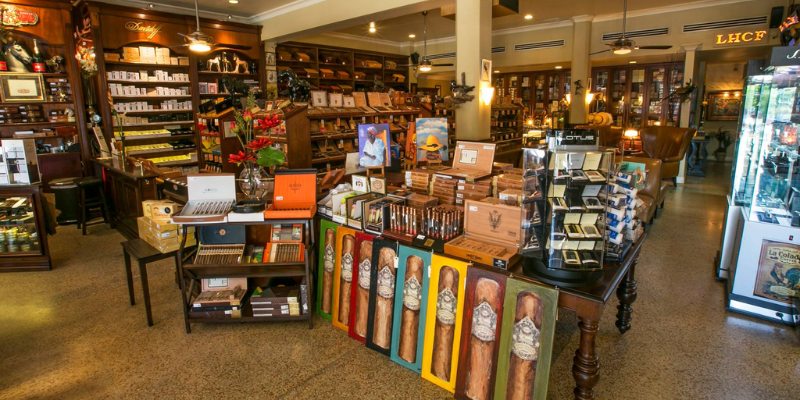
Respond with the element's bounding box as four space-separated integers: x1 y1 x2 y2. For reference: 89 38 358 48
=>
94 158 160 180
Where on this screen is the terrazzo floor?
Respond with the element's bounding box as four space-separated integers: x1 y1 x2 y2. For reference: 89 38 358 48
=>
1 161 798 400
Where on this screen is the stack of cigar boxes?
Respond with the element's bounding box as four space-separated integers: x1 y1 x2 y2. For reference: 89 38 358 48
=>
430 174 459 205
406 169 432 194
137 199 195 252
456 178 492 206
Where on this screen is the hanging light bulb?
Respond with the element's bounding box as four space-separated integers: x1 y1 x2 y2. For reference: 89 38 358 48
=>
368 21 376 34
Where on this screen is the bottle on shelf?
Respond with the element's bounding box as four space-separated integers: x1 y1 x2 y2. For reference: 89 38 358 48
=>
31 39 46 73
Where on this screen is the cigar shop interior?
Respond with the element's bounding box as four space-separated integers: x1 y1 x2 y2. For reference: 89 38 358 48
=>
1 0 798 399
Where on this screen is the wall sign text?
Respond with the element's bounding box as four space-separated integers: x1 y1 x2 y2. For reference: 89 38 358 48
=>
715 30 767 45
124 21 163 40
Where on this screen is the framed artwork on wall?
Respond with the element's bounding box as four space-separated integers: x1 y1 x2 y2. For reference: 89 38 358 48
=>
706 91 742 121
0 73 45 102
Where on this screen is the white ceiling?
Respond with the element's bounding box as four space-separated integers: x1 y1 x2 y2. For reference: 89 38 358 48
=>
95 0 302 19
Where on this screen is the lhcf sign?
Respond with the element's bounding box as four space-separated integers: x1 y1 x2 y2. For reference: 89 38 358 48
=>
715 30 767 45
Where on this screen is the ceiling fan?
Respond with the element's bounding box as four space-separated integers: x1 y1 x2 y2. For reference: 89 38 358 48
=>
177 0 252 52
591 0 672 56
400 11 453 73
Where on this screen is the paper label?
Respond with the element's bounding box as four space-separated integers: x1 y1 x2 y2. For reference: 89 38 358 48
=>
324 245 335 273
341 253 353 282
276 195 284 201
376 266 395 299
471 301 497 342
358 259 371 289
436 288 457 325
511 316 540 361
403 276 422 311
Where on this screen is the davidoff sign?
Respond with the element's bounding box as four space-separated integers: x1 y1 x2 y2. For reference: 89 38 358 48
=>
124 21 163 39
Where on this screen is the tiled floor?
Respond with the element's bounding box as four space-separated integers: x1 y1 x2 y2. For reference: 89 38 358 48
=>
1 162 798 400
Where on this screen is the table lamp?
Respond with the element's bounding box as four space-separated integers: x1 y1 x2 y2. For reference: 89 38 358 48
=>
623 128 639 151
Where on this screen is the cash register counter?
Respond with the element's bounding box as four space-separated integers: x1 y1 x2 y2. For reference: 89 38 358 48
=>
95 158 160 239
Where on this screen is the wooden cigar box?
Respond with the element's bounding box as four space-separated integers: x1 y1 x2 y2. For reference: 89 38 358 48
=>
389 244 432 372
437 141 496 182
172 174 236 223
421 254 469 393
493 278 558 400
444 200 522 269
407 193 438 208
363 196 404 235
346 192 383 230
457 180 492 193
264 169 317 220
455 266 507 400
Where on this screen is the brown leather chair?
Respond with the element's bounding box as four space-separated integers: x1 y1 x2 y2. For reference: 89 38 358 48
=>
637 126 696 187
620 156 663 224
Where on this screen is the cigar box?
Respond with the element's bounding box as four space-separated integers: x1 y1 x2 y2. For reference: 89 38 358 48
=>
363 196 404 235
331 226 357 332
445 200 523 269
346 192 383 230
407 193 438 208
348 232 376 343
366 238 399 355
437 141 496 182
421 254 469 393
493 278 558 400
390 244 432 372
330 189 357 224
457 180 492 193
172 174 236 223
316 218 339 321
264 169 317 219
455 266 507 400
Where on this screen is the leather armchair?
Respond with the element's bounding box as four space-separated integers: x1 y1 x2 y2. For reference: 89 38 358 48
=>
637 126 696 186
620 156 663 224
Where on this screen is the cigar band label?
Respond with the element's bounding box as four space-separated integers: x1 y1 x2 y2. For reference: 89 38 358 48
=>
358 259 371 289
324 245 335 273
376 266 395 298
403 276 422 311
471 301 497 342
436 288 457 325
511 317 540 361
341 253 354 282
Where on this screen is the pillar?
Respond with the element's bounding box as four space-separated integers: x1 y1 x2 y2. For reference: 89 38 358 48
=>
569 15 593 125
677 43 700 184
454 0 491 140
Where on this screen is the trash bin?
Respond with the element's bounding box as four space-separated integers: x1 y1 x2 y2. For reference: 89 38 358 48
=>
49 177 80 225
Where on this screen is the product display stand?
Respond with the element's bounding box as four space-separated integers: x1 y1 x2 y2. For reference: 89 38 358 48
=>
176 218 315 333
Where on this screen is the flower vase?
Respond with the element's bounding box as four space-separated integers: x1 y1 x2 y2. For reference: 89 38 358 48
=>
239 165 269 201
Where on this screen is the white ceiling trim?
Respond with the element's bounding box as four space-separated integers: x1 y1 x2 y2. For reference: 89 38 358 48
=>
592 0 754 22
321 32 409 49
99 0 243 19
247 0 326 24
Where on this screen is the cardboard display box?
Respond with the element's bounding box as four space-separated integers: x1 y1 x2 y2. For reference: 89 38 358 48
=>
445 199 522 269
137 216 195 253
366 238 399 355
316 218 338 321
390 245 432 372
331 226 357 332
348 232 376 343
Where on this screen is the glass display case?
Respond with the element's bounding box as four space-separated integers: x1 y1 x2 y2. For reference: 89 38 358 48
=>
0 184 51 271
520 147 547 256
728 59 800 326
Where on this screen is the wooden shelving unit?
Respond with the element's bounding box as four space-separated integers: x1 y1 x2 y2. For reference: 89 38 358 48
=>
176 218 315 333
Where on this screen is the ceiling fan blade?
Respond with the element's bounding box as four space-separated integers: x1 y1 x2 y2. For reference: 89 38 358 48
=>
216 43 252 50
398 64 417 67
432 63 453 67
637 45 672 50
591 49 612 55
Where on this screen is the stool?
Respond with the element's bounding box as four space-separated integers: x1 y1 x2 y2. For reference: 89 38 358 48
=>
122 239 180 326
77 177 109 235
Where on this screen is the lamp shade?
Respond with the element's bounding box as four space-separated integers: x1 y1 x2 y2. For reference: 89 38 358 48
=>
623 128 639 139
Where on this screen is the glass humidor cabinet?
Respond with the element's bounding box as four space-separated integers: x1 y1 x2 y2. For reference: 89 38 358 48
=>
520 148 547 256
728 60 800 326
0 184 51 271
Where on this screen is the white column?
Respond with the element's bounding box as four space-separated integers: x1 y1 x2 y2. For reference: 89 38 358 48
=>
569 15 593 125
454 0 491 140
677 43 700 184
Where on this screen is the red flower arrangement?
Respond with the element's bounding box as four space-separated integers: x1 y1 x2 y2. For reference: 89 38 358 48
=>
227 94 286 169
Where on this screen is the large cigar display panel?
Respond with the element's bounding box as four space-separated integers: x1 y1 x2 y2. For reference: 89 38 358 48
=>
492 278 558 400
390 245 432 372
317 219 339 320
331 226 357 332
366 239 398 354
349 232 375 342
432 265 459 380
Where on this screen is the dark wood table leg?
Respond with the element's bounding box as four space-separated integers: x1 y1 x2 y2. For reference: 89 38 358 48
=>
123 250 135 306
139 261 153 327
173 253 181 288
615 263 638 334
573 317 601 400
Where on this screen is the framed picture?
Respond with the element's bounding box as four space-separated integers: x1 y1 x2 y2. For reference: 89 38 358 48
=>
266 52 276 66
390 245 432 372
348 232 377 343
331 226 357 332
493 277 558 400
481 59 492 82
266 69 277 83
352 174 369 193
357 123 391 167
366 238 399 355
415 118 449 163
369 176 386 194
706 91 742 121
311 90 328 107
753 240 800 305
0 73 45 102
316 218 339 321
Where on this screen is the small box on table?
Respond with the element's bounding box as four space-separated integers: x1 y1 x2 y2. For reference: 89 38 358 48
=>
444 199 522 269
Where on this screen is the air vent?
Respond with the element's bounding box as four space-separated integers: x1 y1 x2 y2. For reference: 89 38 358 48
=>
428 52 455 60
492 46 505 54
514 40 564 51
603 27 669 41
683 16 767 32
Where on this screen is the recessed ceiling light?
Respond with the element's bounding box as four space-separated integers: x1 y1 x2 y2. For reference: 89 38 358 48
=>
408 34 416 39
554 65 563 69
629 60 637 64
369 21 376 34
494 70 500 73
524 14 533 20
227 15 232 20
147 3 155 8
228 0 239 4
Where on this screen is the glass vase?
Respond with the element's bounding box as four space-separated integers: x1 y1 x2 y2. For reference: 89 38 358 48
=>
238 164 271 201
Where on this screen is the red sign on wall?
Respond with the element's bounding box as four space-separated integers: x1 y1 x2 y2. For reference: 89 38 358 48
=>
1 6 39 27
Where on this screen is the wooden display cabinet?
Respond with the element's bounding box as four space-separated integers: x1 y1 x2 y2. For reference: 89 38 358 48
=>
0 184 51 271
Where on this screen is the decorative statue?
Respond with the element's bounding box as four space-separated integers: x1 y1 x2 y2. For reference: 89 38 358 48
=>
46 55 64 74
220 51 232 73
206 55 221 72
4 41 32 72
278 69 310 103
232 54 249 74
447 72 474 106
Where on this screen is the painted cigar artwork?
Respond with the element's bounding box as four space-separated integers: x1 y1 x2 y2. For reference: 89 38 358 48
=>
506 292 543 400
465 278 501 400
322 228 336 314
372 246 397 349
338 234 355 325
398 255 424 363
355 239 373 338
431 265 459 380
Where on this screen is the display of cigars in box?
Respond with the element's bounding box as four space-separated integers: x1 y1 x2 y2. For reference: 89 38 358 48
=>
444 199 523 270
264 169 318 220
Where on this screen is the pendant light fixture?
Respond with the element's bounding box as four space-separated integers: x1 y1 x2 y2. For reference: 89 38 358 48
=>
179 0 214 53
